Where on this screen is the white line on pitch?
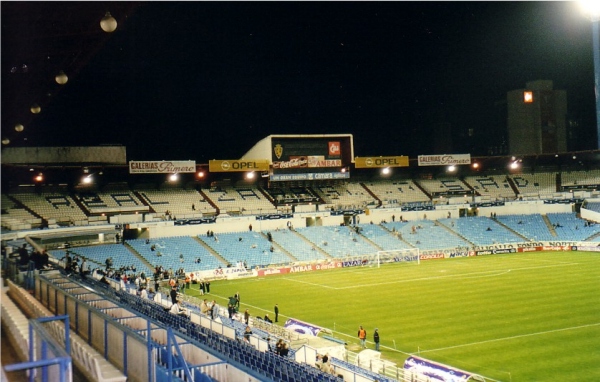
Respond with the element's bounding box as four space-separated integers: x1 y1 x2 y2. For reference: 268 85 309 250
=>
420 322 600 353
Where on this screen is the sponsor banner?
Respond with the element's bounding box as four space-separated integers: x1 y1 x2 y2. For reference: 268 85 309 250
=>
355 156 409 168
194 266 256 280
209 159 269 172
284 318 323 336
476 248 517 256
270 172 350 181
328 141 341 156
474 242 583 252
307 156 342 168
417 154 471 166
518 246 543 252
404 356 472 382
273 156 308 169
257 262 342 276
419 253 445 260
572 246 600 252
129 160 196 174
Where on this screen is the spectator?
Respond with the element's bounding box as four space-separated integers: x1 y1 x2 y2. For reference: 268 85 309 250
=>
243 326 252 343
374 328 380 351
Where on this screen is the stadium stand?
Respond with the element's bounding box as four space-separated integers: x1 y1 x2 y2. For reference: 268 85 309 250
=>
1 193 39 230
268 229 329 262
463 175 516 200
202 183 277 216
561 169 600 188
510 172 557 199
137 187 216 218
49 243 154 276
496 214 556 241
415 178 469 196
198 231 292 268
10 191 88 225
545 212 600 241
363 180 430 205
312 182 377 209
128 236 223 271
439 216 524 246
357 223 414 251
295 225 380 257
383 220 472 250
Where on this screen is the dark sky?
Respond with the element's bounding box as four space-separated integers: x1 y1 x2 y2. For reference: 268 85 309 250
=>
27 1 597 162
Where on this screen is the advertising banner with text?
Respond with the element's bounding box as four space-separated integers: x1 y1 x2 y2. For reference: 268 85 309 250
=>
417 154 471 166
209 159 270 172
129 160 196 174
355 156 409 168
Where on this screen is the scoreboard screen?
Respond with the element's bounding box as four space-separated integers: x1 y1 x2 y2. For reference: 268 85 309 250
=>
270 135 353 181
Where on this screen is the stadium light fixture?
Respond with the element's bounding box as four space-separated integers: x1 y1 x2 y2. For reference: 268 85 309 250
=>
34 173 44 182
472 162 480 169
82 175 93 184
100 12 118 33
197 170 205 178
246 171 256 180
55 71 68 85
509 161 520 170
169 173 179 182
14 124 24 132
30 104 41 114
381 167 391 176
1 138 9 145
447 165 457 173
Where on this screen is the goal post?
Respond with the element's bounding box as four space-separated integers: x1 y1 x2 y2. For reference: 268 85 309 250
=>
375 248 420 267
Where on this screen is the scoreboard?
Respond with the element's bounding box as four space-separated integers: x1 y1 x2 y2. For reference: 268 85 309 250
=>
270 135 353 181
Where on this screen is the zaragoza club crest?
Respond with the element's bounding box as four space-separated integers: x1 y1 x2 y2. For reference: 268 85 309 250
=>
274 144 283 159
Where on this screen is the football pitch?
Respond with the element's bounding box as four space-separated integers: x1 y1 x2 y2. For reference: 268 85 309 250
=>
184 251 600 381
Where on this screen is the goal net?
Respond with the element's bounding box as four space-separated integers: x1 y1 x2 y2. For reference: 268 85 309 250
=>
375 248 420 267
338 248 420 268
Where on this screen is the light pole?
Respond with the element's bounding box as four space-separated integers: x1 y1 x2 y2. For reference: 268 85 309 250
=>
593 19 600 149
580 1 600 148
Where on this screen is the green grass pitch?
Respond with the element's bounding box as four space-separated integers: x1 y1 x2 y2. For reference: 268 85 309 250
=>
183 251 600 381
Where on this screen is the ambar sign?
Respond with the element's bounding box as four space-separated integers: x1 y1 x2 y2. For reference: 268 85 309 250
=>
209 159 269 172
355 156 409 168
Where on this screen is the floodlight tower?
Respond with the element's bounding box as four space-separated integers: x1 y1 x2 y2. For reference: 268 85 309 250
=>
580 1 600 148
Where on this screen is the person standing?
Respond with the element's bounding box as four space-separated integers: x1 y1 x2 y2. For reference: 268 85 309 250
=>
274 304 279 322
374 328 380 351
358 326 367 348
170 286 178 305
80 258 89 279
234 291 241 309
199 280 205 295
205 280 211 293
211 300 218 319
244 309 250 325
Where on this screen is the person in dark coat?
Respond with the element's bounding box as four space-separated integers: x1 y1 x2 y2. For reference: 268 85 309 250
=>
170 286 178 305
374 328 380 351
274 304 279 322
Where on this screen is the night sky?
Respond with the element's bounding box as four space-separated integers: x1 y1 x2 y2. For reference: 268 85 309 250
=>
25 2 598 162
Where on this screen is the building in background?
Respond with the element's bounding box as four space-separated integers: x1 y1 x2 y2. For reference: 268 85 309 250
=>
507 80 567 155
